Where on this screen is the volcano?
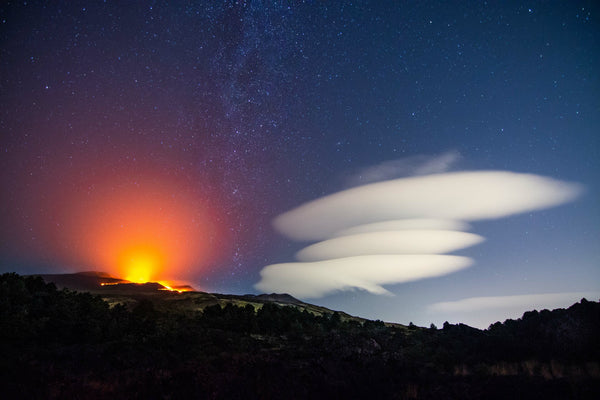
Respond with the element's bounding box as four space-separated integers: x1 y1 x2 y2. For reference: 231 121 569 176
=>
34 271 195 293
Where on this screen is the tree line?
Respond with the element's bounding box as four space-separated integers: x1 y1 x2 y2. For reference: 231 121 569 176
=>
1 272 598 399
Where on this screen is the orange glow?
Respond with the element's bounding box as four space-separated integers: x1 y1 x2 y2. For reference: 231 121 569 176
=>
120 245 164 283
28 168 230 285
1 130 230 287
124 253 157 283
158 281 193 293
74 177 224 283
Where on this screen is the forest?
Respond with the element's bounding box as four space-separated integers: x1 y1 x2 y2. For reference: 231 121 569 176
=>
1 272 599 399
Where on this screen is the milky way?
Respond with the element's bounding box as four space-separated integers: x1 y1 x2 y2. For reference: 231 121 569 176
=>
1 1 312 285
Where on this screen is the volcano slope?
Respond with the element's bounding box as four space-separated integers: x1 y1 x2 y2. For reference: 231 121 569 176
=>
1 272 599 399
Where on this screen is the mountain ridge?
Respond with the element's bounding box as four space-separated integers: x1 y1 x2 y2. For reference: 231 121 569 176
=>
2 272 599 399
32 271 382 327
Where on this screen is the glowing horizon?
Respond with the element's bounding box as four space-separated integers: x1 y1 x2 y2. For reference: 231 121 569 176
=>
0 153 229 286
73 179 220 284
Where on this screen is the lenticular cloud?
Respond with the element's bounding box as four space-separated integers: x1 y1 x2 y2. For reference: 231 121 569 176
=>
273 171 582 241
255 170 583 298
295 230 484 262
256 255 473 298
333 219 472 236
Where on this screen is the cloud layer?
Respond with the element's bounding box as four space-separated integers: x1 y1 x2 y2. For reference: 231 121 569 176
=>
256 170 583 298
347 150 461 186
333 219 472 236
427 292 600 329
274 171 583 241
295 230 484 262
429 292 600 312
256 255 473 298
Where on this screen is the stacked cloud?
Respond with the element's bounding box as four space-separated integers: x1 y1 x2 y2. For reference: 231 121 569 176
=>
295 230 484 261
255 170 583 298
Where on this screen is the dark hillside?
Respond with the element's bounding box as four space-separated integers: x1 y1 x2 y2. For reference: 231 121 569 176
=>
1 272 599 399
36 271 127 291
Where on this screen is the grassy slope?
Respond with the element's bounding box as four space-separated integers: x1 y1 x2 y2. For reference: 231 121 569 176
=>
3 272 600 399
36 271 407 328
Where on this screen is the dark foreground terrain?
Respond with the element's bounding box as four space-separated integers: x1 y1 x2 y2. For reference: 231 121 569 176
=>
1 272 599 399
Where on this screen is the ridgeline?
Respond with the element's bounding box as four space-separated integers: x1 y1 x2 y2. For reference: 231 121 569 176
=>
1 272 599 399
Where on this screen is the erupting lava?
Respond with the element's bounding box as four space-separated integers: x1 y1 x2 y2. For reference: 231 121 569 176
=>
119 244 165 283
157 281 194 293
114 244 195 292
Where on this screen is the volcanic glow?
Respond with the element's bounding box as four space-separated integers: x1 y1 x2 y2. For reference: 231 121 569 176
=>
70 176 225 285
120 245 163 283
1 141 228 286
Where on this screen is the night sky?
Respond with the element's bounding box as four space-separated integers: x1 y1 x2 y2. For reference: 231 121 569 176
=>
1 1 599 328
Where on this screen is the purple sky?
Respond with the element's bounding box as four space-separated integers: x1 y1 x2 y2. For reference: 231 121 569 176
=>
1 1 599 328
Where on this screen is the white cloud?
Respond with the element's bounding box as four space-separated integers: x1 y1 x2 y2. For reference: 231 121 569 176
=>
295 230 484 262
273 171 583 241
255 255 473 298
347 150 461 186
428 292 600 312
427 292 600 329
256 168 583 300
333 219 472 236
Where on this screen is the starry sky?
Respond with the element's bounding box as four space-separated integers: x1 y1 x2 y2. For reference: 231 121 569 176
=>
1 1 599 328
